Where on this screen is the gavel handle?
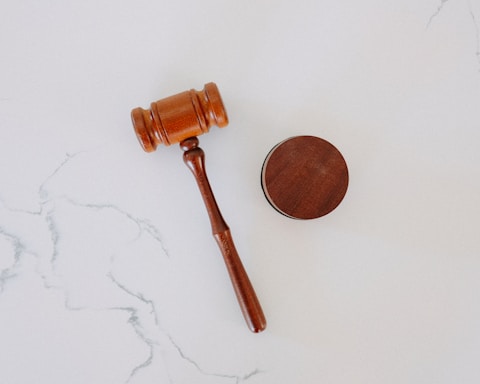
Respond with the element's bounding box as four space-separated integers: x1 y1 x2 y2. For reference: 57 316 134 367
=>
181 137 266 333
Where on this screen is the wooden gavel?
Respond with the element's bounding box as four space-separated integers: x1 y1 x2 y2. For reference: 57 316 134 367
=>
131 83 266 332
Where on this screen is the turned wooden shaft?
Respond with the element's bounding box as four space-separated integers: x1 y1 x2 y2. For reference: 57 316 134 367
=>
181 137 266 333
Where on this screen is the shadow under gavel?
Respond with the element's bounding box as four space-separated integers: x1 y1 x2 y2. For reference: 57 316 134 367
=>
131 82 266 333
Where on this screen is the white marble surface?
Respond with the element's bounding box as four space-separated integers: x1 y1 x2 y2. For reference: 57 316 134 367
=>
1 0 480 383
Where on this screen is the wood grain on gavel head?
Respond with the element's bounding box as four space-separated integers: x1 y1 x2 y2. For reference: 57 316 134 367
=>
131 82 228 152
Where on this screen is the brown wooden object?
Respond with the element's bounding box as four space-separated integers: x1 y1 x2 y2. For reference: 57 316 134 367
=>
131 82 228 151
261 136 348 220
131 83 266 333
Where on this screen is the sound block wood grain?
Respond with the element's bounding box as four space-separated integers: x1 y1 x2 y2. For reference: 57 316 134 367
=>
261 136 348 220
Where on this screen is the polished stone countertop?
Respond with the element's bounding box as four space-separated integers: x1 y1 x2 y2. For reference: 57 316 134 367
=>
1 1 480 383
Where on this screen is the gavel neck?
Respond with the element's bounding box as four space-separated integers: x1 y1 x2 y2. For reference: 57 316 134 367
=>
181 137 229 235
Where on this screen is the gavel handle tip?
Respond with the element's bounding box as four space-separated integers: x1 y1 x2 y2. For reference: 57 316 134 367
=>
214 230 267 333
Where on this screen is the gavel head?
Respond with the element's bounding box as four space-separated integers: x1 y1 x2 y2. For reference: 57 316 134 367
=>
131 82 229 152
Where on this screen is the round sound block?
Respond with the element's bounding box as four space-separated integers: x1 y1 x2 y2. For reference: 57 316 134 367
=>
261 136 348 220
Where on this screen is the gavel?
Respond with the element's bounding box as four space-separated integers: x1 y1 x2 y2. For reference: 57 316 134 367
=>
131 83 266 333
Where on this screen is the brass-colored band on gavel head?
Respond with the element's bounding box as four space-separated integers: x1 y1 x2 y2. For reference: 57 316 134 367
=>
131 82 229 152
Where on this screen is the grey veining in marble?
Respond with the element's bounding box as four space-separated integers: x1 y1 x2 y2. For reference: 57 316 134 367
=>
1 0 480 383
